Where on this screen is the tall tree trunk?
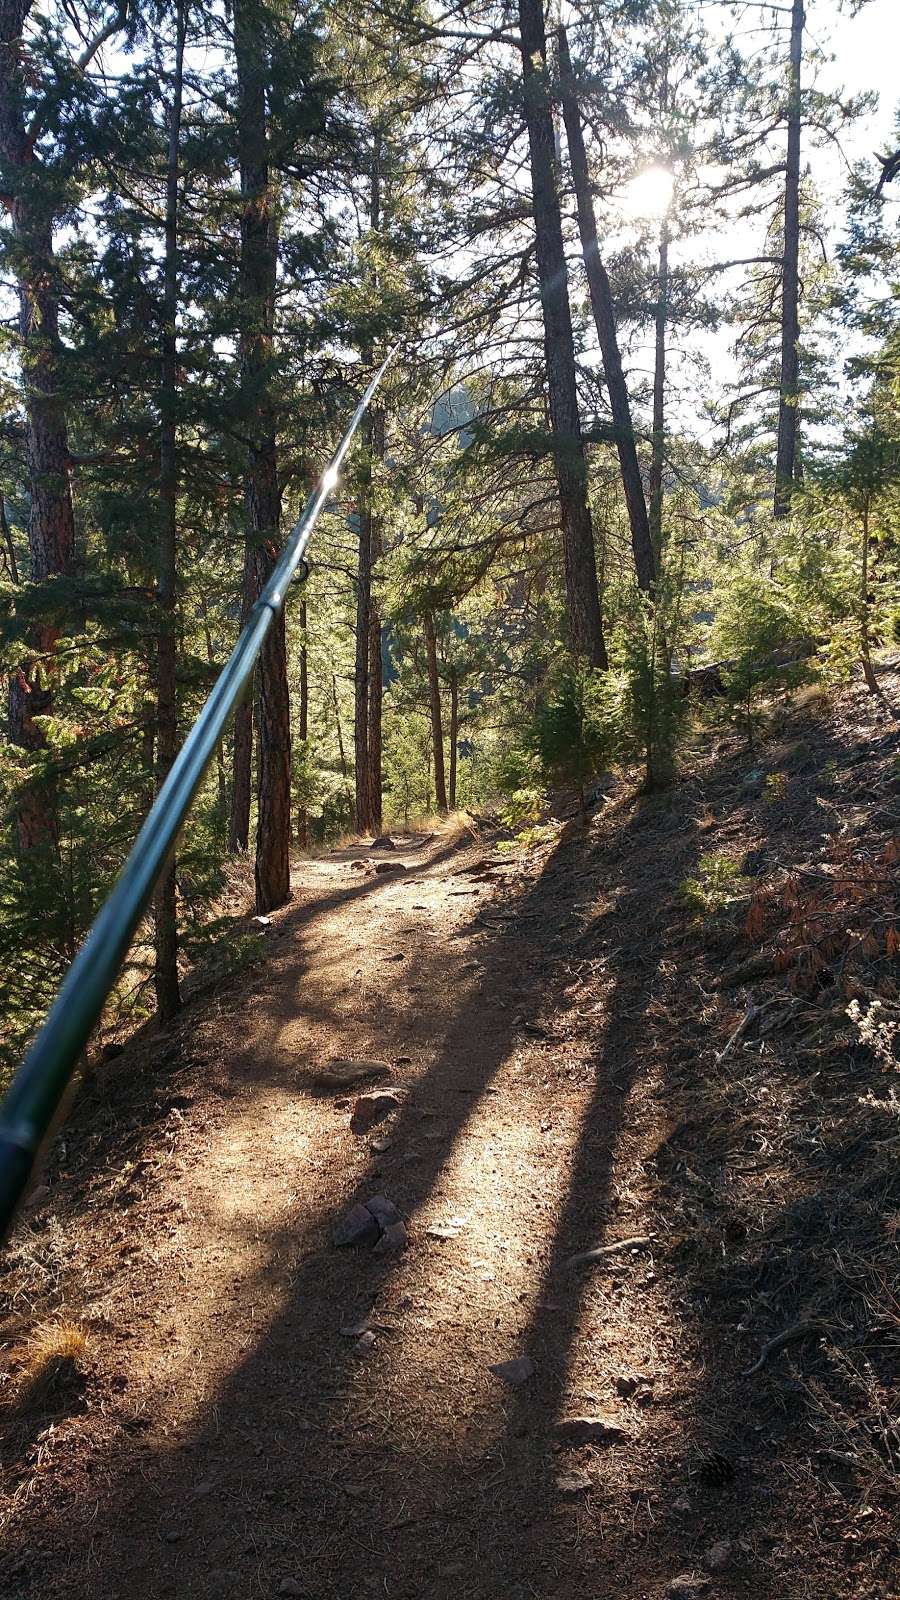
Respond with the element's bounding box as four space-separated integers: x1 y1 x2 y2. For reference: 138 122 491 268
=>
199 592 226 812
1 0 76 856
448 669 458 811
424 611 448 814
297 594 309 847
228 538 255 851
354 136 384 836
774 0 803 520
557 25 655 594
0 494 19 583
518 0 607 668
354 439 373 834
154 0 187 1024
331 672 348 780
234 0 291 913
366 408 384 833
649 216 669 559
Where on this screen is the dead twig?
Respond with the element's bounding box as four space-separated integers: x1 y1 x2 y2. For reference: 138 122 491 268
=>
741 1318 826 1377
567 1234 656 1269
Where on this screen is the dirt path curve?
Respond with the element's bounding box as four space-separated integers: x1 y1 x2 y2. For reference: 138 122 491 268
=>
2 809 722 1600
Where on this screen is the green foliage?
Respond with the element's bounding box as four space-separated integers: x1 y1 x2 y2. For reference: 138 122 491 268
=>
498 787 544 831
709 570 811 745
533 663 617 811
678 854 745 916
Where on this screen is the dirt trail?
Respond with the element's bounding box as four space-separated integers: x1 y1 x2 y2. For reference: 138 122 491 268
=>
3 685 899 1600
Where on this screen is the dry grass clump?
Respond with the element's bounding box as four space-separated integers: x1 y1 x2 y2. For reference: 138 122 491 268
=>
15 1320 89 1412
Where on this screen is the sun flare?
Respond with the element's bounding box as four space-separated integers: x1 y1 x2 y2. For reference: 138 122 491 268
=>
625 164 675 219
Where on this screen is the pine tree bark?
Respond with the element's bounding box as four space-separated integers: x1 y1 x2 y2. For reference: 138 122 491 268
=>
557 26 655 594
234 0 291 913
424 610 448 814
331 672 348 779
518 0 607 668
0 494 19 584
366 408 384 833
154 0 187 1024
1 0 76 855
297 594 309 848
354 437 373 834
198 592 226 811
228 538 255 852
354 137 384 835
774 0 804 519
448 669 458 811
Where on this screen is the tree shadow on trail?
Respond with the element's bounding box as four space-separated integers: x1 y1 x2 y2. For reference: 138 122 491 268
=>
4 831 467 1243
22 793 708 1600
3 822 596 1597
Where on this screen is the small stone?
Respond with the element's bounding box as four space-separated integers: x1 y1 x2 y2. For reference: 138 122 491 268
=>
314 1059 391 1091
365 1194 402 1228
555 1415 627 1446
350 860 368 871
666 1576 710 1600
374 861 406 874
427 1221 464 1240
489 1355 535 1385
704 1540 732 1573
354 1331 376 1353
370 835 396 850
615 1374 639 1397
350 1091 401 1135
556 1470 592 1496
278 1581 304 1596
373 1221 408 1255
332 1203 381 1248
164 1530 181 1543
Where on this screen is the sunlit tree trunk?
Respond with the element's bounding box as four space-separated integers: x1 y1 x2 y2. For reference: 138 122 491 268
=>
557 25 655 595
518 0 607 668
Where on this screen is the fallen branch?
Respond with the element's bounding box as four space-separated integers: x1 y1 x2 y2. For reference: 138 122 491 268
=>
567 1234 656 1269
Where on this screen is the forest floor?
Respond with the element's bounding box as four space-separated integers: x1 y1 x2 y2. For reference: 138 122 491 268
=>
1 666 900 1600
